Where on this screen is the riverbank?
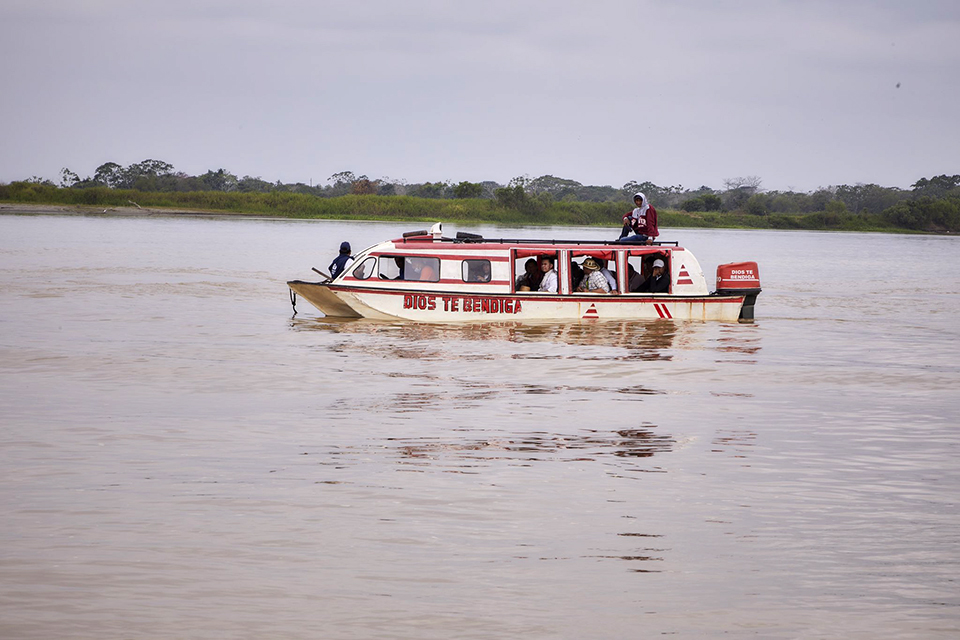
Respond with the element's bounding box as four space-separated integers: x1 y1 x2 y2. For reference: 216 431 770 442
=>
0 203 249 218
4 179 958 233
0 201 918 234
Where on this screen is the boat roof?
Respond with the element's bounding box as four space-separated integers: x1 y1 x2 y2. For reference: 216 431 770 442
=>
390 230 680 250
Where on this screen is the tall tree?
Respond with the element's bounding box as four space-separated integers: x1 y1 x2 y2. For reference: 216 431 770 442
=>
199 169 238 192
94 162 124 187
453 181 483 198
59 168 80 188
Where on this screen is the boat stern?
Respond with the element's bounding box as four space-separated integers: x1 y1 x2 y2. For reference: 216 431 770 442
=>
715 262 761 321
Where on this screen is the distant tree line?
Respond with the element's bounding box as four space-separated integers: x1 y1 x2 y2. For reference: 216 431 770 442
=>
9 160 960 232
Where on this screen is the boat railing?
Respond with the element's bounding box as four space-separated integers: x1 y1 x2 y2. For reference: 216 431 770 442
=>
398 232 679 248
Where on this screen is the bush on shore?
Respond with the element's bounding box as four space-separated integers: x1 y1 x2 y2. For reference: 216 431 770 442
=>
0 181 956 233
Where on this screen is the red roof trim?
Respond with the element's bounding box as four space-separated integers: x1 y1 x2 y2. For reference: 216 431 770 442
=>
369 252 511 262
376 243 686 254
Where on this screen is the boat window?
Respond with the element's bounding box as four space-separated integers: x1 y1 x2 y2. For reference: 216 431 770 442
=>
378 255 440 282
462 259 491 283
414 257 440 282
511 253 559 292
351 256 376 280
570 254 617 293
513 256 541 291
626 253 670 293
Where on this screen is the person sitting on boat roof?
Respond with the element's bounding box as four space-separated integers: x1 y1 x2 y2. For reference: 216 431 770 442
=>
516 258 542 291
328 241 354 279
538 256 558 293
576 257 611 294
619 192 659 245
637 258 670 293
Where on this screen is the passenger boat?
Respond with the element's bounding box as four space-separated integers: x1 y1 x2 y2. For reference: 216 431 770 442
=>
287 223 760 322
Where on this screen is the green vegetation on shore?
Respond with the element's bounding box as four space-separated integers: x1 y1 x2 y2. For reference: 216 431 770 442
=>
4 162 959 233
3 180 953 233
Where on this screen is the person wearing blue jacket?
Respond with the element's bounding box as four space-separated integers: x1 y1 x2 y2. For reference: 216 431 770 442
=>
329 241 354 279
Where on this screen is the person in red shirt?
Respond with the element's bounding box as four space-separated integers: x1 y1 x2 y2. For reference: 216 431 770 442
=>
618 192 659 244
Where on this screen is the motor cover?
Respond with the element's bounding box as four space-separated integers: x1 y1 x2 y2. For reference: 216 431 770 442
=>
716 262 760 291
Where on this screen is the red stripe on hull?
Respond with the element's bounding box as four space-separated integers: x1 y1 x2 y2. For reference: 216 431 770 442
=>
328 284 744 305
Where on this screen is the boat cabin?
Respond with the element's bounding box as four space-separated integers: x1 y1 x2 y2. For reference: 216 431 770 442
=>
288 223 759 322
340 230 709 297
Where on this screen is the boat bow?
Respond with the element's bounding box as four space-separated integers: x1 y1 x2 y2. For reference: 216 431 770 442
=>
287 280 363 318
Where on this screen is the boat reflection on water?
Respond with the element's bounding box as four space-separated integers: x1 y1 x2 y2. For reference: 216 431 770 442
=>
711 428 758 464
290 316 716 576
386 423 675 466
311 423 676 573
385 427 676 573
714 322 762 364
291 317 693 362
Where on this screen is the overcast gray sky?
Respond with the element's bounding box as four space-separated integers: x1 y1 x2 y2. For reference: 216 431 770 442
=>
2 0 957 192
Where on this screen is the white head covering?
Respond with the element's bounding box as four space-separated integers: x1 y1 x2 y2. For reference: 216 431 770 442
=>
632 192 649 219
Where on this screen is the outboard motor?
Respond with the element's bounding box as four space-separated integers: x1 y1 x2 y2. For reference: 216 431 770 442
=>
716 262 761 321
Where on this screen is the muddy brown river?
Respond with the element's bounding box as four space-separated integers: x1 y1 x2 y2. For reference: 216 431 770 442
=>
1 213 958 638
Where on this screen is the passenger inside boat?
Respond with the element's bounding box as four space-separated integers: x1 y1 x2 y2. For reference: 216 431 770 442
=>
464 260 491 283
598 259 617 291
538 256 558 292
627 264 643 292
420 264 437 281
515 258 542 291
410 257 439 282
569 255 617 294
624 253 669 293
637 257 670 293
377 256 439 282
570 260 583 289
576 257 611 293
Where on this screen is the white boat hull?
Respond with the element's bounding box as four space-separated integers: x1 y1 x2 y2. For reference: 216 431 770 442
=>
288 281 746 322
